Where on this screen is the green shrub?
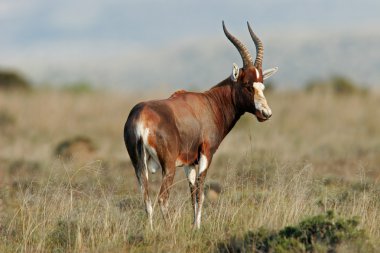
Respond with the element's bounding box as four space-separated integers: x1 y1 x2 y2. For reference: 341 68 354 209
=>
305 76 365 95
54 136 97 161
217 211 372 253
0 70 31 91
47 219 77 252
61 81 93 94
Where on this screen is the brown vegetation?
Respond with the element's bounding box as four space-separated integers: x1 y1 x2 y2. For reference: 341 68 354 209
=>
0 84 379 252
55 136 97 162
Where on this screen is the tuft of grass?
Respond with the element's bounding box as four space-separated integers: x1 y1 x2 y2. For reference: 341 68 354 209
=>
47 219 78 253
218 211 373 253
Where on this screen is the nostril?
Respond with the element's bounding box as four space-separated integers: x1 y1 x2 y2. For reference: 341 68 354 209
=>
262 110 271 119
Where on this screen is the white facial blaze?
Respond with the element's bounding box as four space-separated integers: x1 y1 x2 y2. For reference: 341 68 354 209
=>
253 82 265 92
253 82 265 110
253 82 272 118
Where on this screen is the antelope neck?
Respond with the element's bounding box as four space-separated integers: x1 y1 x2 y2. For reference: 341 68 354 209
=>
205 78 244 137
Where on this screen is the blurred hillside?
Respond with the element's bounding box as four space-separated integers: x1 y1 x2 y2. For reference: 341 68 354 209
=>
1 1 380 90
1 31 379 90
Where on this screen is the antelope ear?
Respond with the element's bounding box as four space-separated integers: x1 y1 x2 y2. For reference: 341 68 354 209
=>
230 63 240 82
263 67 278 80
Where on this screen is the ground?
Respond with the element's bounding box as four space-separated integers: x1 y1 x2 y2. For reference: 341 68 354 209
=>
0 87 379 252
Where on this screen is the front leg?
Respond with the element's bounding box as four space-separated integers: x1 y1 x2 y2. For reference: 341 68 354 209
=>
184 165 197 224
194 152 211 229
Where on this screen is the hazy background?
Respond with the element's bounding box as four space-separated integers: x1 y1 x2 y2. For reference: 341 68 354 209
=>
1 0 380 90
1 2 380 251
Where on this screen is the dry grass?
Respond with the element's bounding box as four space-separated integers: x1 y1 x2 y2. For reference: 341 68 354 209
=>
0 87 379 252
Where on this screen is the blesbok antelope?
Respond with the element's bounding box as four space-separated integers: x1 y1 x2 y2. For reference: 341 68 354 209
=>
124 21 278 229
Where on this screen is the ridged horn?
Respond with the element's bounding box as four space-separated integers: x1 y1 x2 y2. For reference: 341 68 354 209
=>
222 21 253 68
247 21 264 68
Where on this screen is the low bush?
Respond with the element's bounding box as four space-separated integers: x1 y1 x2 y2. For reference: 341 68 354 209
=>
61 82 93 94
47 219 78 252
0 70 31 91
218 211 372 253
54 136 97 161
305 76 366 95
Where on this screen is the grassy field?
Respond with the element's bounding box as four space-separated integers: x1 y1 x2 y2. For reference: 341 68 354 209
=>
0 86 379 252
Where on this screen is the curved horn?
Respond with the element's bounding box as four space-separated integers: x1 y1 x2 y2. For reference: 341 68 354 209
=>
247 21 264 68
222 21 253 68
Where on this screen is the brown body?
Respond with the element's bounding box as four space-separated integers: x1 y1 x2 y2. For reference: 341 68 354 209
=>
124 22 278 229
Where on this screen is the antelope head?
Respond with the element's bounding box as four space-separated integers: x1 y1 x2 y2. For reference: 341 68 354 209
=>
223 21 278 122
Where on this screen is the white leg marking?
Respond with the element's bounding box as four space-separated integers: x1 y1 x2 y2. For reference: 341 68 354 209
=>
198 154 208 175
184 166 196 185
146 199 153 230
195 193 204 229
195 154 208 229
142 148 149 180
140 180 153 229
194 202 198 224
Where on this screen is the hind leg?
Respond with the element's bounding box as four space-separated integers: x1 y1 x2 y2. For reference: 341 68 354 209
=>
158 163 176 223
139 171 153 229
130 143 154 229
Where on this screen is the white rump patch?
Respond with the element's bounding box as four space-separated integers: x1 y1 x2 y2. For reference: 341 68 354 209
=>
136 122 149 143
136 121 161 175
